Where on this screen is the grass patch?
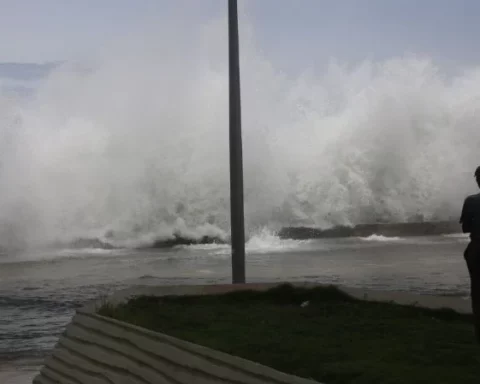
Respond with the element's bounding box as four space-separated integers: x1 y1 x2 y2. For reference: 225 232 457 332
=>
98 284 480 384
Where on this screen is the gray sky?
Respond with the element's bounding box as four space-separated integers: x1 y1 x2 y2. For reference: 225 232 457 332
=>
0 0 478 73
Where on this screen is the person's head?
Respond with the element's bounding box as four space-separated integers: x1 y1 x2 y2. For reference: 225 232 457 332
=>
475 166 480 188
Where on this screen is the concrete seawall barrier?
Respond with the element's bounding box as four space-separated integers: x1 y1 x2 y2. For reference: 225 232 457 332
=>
278 220 462 240
33 282 472 384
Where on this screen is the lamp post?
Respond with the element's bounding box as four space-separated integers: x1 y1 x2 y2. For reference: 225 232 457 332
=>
228 0 246 284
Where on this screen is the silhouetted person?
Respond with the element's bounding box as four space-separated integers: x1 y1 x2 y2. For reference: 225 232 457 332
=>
460 166 480 343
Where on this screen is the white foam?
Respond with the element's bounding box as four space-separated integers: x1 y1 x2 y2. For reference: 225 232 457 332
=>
182 243 230 251
55 248 117 256
0 247 121 264
196 269 214 275
245 228 311 253
194 228 310 256
443 233 469 239
102 220 228 249
360 234 402 242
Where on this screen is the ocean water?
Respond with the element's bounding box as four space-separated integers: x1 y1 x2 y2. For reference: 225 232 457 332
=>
0 232 471 382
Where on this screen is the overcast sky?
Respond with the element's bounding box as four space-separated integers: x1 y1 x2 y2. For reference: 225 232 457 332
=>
0 0 477 73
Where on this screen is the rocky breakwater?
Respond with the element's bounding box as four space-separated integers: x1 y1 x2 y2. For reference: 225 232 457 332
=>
278 220 462 240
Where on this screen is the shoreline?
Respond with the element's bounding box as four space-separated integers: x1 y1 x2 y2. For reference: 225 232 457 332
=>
35 282 476 384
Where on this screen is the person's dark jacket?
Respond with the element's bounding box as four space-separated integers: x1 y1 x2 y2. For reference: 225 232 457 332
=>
460 193 480 239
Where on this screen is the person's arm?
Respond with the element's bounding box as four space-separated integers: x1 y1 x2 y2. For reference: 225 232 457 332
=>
460 197 472 233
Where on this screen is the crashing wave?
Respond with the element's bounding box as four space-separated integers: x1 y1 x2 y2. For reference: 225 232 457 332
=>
0 13 476 251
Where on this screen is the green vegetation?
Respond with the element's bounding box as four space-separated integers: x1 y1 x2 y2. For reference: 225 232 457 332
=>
98 284 480 384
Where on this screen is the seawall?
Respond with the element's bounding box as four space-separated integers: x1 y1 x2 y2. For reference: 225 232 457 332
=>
278 220 462 240
33 282 472 384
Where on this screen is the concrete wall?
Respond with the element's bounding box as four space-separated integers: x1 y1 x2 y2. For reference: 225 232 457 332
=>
33 281 471 384
33 284 322 384
279 221 462 240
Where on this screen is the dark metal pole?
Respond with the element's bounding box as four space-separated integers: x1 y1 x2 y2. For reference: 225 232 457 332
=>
228 0 246 284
